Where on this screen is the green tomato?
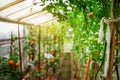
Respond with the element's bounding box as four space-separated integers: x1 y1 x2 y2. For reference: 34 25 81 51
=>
80 38 84 42
83 41 88 45
89 37 94 42
82 31 86 35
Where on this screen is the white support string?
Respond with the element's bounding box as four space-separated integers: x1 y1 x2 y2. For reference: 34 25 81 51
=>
98 17 105 43
109 17 120 22
98 17 111 77
104 19 110 77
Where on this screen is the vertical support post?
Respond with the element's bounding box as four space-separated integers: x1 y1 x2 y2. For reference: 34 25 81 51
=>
106 0 115 80
46 27 48 53
53 26 56 56
53 33 56 57
23 24 26 38
10 32 13 54
85 58 91 80
38 26 41 80
18 24 23 80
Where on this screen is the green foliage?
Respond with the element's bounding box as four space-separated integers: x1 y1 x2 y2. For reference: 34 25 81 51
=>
0 34 21 80
0 57 21 80
11 35 19 54
36 72 44 77
31 0 120 79
0 35 20 80
22 26 38 61
9 54 19 63
45 57 59 73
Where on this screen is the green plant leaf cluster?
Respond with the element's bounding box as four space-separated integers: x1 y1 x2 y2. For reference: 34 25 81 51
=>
0 57 21 80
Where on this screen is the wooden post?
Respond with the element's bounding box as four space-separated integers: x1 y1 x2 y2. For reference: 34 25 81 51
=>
106 0 115 80
38 26 41 80
18 25 23 80
53 34 56 56
45 27 49 79
46 27 48 53
85 58 91 80
90 61 97 80
10 32 13 54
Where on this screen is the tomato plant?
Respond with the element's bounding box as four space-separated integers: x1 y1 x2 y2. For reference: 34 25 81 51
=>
0 57 21 80
0 0 118 80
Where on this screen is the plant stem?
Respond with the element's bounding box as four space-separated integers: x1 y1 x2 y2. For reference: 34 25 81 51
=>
115 49 119 80
95 41 106 80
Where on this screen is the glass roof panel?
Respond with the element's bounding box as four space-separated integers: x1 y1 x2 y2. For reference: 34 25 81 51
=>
0 0 42 17
29 13 53 24
41 19 58 26
0 0 55 25
0 0 16 8
0 0 33 17
21 11 48 22
7 4 45 20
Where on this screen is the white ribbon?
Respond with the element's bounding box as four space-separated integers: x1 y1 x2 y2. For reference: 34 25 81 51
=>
98 17 105 43
98 17 111 77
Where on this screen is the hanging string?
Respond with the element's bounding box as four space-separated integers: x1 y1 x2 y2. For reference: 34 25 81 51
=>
98 17 111 77
109 17 120 22
98 16 120 78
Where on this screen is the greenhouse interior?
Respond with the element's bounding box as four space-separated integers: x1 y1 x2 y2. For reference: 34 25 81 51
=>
0 0 120 80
